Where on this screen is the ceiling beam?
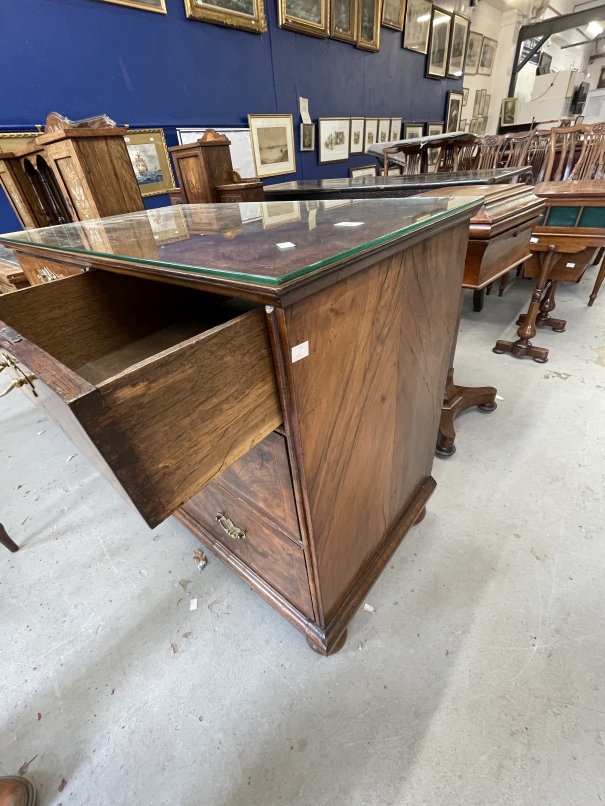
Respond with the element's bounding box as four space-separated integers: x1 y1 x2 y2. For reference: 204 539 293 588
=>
518 4 605 39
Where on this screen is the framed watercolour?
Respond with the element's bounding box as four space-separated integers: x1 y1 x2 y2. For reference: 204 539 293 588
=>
478 36 497 76
318 118 351 163
426 121 444 172
300 123 315 151
0 132 37 153
404 122 424 139
184 0 266 32
403 0 431 53
331 0 358 42
377 118 391 144
426 8 452 80
445 90 463 132
390 118 402 140
500 98 518 126
278 0 329 37
260 201 301 228
100 0 166 11
248 114 296 178
350 118 366 153
462 88 468 106
465 31 483 75
364 118 378 149
447 14 469 78
427 121 444 136
124 129 176 197
350 164 377 177
357 0 381 51
382 0 406 30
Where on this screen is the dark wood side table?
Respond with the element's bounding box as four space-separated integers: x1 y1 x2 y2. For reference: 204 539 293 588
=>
0 196 481 654
494 180 605 363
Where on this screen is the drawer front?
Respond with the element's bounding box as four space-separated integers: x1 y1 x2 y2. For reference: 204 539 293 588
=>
213 432 301 543
463 223 534 289
181 484 313 619
0 272 282 528
14 252 85 286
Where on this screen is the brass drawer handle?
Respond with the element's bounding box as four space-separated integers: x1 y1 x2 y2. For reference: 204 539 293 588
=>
0 354 37 397
0 375 36 397
38 267 59 283
216 513 245 540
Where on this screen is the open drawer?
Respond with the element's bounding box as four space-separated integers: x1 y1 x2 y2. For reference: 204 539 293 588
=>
0 271 282 528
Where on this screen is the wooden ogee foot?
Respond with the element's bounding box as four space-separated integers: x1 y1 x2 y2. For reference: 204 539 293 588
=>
493 338 549 363
436 369 497 457
0 523 19 552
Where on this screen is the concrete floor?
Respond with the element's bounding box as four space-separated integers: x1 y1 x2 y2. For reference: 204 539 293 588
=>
1 274 605 806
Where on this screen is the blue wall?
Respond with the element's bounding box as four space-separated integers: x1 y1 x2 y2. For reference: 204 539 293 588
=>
0 0 461 232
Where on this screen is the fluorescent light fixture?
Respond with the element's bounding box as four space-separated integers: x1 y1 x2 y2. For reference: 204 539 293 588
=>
588 20 603 36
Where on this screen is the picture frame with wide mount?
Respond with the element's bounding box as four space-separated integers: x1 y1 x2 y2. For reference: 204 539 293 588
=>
300 123 316 151
350 118 366 153
445 90 463 132
390 117 402 140
500 97 518 127
377 118 391 144
478 36 497 76
426 7 452 80
465 31 483 75
403 122 424 139
184 0 266 32
248 114 296 178
447 13 469 79
350 164 377 177
364 118 378 149
403 0 431 53
318 117 351 163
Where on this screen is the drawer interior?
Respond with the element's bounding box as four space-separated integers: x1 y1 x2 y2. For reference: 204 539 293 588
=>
0 271 257 383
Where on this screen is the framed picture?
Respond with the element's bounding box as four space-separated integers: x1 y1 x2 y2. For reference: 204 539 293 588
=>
382 0 406 30
469 117 479 134
148 207 189 245
472 89 482 117
445 90 463 132
184 0 265 31
427 121 444 137
479 116 488 135
390 118 402 140
350 164 377 177
364 118 378 149
459 119 467 130
478 36 497 76
576 115 585 124
318 118 351 163
350 118 366 153
465 31 483 75
331 0 358 42
377 118 391 144
404 122 424 138
500 98 518 127
124 129 176 197
100 0 166 11
483 94 491 116
300 123 315 151
447 14 469 78
260 201 301 228
380 166 402 175
598 66 605 90
537 51 552 76
0 132 38 154
278 0 329 37
248 114 296 178
426 7 452 80
357 0 381 51
403 0 431 53
426 121 444 172
462 88 468 106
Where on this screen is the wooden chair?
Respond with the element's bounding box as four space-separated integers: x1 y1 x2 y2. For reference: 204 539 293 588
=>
527 130 552 183
435 134 478 172
474 135 505 169
500 131 535 170
568 122 605 180
541 124 593 182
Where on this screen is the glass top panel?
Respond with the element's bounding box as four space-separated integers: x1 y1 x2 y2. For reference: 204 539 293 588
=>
0 244 19 267
267 169 524 192
0 199 481 287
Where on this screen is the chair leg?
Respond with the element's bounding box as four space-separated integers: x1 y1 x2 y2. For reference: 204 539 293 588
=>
485 282 493 296
498 272 509 297
589 259 605 307
0 523 19 552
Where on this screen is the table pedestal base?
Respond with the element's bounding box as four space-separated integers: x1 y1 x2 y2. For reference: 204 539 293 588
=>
436 368 497 457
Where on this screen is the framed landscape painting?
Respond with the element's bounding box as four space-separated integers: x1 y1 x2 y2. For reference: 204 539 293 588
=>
278 0 329 37
185 0 266 31
403 0 431 53
318 118 351 163
357 0 381 51
99 0 166 11
426 7 452 80
124 129 175 197
248 114 296 178
330 0 358 42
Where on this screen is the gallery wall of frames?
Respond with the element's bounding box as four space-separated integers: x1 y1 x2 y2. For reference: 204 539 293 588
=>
0 0 467 232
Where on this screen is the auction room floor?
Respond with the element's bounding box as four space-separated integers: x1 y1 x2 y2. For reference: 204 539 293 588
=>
1 276 604 806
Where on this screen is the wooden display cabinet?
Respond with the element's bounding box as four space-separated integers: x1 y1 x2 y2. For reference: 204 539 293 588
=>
0 197 481 654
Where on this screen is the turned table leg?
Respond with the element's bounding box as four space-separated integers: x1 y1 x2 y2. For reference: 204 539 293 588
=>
436 367 497 457
0 523 19 553
517 278 566 332
493 245 559 364
589 259 605 307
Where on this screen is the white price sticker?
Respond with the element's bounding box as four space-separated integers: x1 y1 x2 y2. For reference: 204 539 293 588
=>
530 237 539 243
291 341 309 363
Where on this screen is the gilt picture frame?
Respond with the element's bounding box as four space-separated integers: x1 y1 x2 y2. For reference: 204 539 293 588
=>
0 132 38 154
278 0 329 37
465 31 483 75
124 129 176 197
447 13 469 79
403 0 431 53
330 0 358 42
382 0 406 31
184 0 266 31
357 0 381 51
318 118 351 164
99 0 166 11
426 7 452 80
248 114 296 178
